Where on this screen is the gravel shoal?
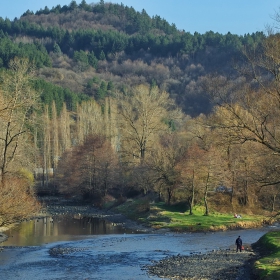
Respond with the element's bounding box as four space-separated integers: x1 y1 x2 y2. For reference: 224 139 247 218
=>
39 203 156 233
0 232 8 244
146 249 259 280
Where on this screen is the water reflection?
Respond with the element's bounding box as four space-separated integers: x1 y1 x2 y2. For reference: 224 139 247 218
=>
2 215 132 246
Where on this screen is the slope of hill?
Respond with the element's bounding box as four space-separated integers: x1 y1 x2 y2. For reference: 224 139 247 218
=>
0 0 265 116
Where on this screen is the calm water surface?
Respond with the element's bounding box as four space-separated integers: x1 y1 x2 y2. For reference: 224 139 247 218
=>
2 215 133 246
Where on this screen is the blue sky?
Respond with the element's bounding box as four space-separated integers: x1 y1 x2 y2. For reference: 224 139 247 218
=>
1 0 280 35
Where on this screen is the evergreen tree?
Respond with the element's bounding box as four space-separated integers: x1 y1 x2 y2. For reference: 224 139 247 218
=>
99 50 106 60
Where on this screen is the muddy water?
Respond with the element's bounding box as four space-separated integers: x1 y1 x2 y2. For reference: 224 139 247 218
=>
0 216 278 280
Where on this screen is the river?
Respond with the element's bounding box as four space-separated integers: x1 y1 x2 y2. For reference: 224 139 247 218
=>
0 215 278 280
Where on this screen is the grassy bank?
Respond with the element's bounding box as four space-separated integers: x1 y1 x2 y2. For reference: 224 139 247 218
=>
113 198 269 232
253 231 280 279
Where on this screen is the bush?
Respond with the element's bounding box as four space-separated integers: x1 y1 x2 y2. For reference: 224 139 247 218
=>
0 178 41 227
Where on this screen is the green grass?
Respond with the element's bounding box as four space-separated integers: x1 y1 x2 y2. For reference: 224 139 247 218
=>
147 202 265 231
114 197 151 221
254 231 280 279
114 198 266 232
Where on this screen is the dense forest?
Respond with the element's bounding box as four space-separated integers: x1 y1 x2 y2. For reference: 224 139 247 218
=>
0 0 265 116
0 0 279 226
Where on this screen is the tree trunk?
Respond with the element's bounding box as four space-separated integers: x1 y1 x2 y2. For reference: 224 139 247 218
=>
167 187 172 205
188 196 193 215
189 170 195 215
204 172 210 216
272 194 276 212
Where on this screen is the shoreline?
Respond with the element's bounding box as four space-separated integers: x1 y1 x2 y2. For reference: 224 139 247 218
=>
0 232 8 244
0 203 157 244
0 202 272 242
0 202 273 279
146 247 259 280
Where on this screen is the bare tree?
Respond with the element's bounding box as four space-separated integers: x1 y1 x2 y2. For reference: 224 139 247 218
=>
51 101 59 169
0 58 39 183
115 84 181 164
59 103 72 152
197 29 280 213
148 133 185 205
56 134 119 202
42 105 51 187
181 116 228 215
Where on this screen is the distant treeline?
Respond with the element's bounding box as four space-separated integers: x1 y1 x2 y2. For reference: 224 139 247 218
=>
0 1 265 60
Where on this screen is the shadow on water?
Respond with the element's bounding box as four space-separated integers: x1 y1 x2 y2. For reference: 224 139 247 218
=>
2 215 133 246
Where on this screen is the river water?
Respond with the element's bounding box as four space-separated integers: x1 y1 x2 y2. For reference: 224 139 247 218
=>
0 215 278 280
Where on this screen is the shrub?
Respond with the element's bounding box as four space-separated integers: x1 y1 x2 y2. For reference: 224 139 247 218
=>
0 178 41 227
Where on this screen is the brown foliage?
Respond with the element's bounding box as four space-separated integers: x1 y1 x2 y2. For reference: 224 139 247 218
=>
56 134 119 201
148 133 185 204
0 178 41 227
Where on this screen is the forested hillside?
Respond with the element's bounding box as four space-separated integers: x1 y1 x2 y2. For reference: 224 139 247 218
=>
0 0 264 116
0 0 280 225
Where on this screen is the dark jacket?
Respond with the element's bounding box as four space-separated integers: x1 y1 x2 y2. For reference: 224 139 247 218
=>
236 237 242 246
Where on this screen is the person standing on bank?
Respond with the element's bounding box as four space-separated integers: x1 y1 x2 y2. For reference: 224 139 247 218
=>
235 236 242 252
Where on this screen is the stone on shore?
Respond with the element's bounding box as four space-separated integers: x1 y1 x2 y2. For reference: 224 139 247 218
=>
146 249 258 280
0 232 8 244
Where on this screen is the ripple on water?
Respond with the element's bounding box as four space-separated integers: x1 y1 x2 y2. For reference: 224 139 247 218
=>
0 227 277 279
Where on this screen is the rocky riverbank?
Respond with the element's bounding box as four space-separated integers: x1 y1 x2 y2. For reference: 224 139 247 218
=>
146 248 259 280
38 203 157 233
0 232 8 244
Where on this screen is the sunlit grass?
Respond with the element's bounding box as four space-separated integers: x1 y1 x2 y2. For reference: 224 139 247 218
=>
254 231 280 280
115 198 266 232
147 202 265 231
